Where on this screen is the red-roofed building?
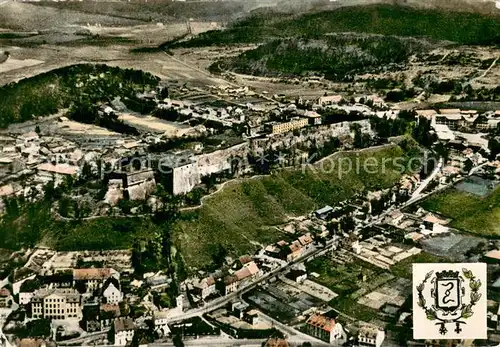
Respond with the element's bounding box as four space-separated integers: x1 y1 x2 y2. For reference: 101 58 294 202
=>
234 261 261 282
298 233 314 249
287 241 304 262
305 312 345 344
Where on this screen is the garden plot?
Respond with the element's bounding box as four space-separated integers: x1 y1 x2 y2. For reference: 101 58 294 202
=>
357 277 411 310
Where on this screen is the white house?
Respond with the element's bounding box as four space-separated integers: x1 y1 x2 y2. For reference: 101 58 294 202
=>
19 292 35 306
318 95 343 106
358 324 385 347
102 278 123 305
194 276 216 300
153 311 171 337
113 318 135 346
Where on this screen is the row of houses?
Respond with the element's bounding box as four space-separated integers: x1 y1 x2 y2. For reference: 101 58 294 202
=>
264 233 315 262
417 108 500 131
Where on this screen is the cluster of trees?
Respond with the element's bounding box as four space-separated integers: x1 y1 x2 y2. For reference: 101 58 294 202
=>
6 319 51 339
458 86 500 101
385 88 419 102
351 123 374 149
130 186 184 280
68 101 139 135
319 108 365 125
152 108 189 122
370 112 436 148
489 137 500 159
0 64 160 128
414 76 464 96
122 95 157 115
366 77 404 91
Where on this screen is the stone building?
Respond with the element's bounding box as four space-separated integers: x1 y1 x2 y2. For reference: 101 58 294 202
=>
31 288 82 320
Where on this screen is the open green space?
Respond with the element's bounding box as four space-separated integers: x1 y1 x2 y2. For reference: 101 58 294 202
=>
173 143 420 269
166 4 500 48
420 186 500 236
306 255 386 322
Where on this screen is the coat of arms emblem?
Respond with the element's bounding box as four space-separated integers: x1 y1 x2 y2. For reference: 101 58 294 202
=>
413 263 486 339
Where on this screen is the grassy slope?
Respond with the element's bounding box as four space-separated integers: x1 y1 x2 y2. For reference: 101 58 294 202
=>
420 186 500 236
169 4 500 48
174 144 417 269
0 199 159 251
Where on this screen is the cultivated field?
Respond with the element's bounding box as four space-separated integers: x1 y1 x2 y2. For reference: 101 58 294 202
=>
118 113 192 136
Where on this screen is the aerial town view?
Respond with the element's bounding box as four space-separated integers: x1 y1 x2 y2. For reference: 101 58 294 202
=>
0 0 499 346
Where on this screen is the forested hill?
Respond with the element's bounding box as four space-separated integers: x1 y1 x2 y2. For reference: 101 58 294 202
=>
165 4 500 48
210 36 427 82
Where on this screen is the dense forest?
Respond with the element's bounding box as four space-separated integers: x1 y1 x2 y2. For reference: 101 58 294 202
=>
209 36 425 81
0 64 160 128
165 4 500 49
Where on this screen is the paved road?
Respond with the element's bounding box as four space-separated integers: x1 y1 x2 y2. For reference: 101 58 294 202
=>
411 157 443 200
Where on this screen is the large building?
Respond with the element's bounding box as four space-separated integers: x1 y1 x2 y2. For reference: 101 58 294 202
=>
266 118 308 135
73 268 119 294
31 288 82 320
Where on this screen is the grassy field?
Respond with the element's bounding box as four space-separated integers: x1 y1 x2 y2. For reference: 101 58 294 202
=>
420 186 500 236
174 143 420 269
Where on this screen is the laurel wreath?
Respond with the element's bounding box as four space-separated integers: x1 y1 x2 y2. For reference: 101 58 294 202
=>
416 268 482 322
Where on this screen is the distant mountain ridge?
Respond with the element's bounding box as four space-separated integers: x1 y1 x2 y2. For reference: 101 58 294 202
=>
263 0 500 16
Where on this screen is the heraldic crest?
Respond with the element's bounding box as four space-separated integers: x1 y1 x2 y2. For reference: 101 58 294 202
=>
416 268 482 335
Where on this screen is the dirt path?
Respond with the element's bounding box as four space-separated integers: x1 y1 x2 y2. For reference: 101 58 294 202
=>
467 56 499 85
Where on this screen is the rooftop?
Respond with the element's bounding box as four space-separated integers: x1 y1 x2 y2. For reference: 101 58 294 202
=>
74 268 117 281
485 250 500 261
37 163 78 175
306 313 336 332
114 317 135 332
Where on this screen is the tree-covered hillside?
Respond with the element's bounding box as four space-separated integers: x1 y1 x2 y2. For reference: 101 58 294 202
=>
0 64 160 128
165 4 500 48
210 36 426 81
